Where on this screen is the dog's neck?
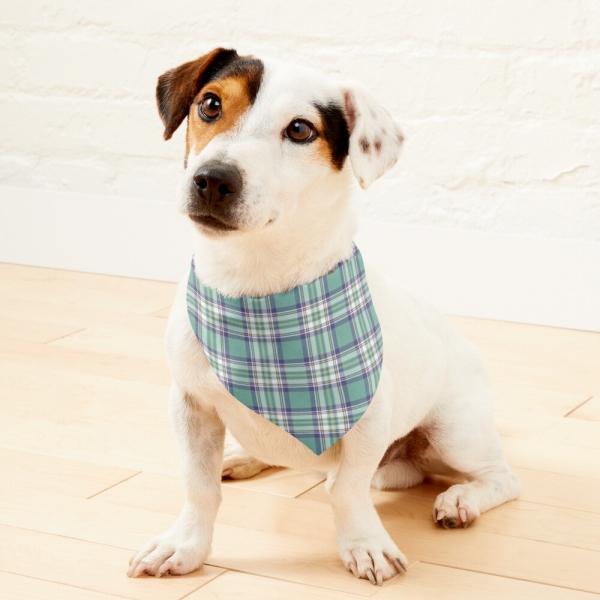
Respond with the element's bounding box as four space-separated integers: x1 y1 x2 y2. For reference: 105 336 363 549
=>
191 189 357 297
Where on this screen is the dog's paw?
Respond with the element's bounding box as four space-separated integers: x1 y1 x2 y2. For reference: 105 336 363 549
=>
127 529 210 578
222 441 270 480
338 537 407 585
433 483 480 529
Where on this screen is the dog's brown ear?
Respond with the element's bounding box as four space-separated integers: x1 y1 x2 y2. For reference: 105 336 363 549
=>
156 48 239 140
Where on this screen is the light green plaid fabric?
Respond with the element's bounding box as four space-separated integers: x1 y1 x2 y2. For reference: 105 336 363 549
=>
187 246 383 454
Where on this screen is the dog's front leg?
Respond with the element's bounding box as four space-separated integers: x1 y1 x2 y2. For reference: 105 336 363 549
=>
128 382 224 577
328 409 408 585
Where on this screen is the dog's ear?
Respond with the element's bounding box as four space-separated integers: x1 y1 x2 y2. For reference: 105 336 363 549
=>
341 82 404 189
156 48 239 140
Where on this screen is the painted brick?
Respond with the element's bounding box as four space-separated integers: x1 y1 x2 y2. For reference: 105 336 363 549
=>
1 0 599 242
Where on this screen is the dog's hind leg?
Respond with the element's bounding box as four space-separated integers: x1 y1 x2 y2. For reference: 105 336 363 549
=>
371 459 424 490
221 439 271 479
430 389 520 529
370 428 429 490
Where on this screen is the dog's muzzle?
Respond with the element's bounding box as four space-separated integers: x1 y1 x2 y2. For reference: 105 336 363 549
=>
188 160 243 231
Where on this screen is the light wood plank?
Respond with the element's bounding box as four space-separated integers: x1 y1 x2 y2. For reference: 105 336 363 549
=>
0 315 81 343
0 337 170 385
374 562 600 600
514 467 600 514
222 466 325 498
475 499 600 551
0 296 170 338
51 323 167 361
492 383 588 438
0 525 223 600
0 447 137 499
0 414 180 476
0 572 125 600
538 418 600 450
502 437 600 479
0 360 178 474
0 361 169 423
0 263 177 315
568 397 600 422
191 570 368 600
448 316 600 396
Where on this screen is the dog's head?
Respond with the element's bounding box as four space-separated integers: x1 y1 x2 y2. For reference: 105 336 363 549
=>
157 48 404 236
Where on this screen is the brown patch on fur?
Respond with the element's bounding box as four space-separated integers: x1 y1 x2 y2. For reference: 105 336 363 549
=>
156 48 239 140
312 103 350 170
359 136 371 154
187 75 255 155
314 136 335 167
186 67 260 156
374 139 382 154
156 48 263 156
378 428 430 468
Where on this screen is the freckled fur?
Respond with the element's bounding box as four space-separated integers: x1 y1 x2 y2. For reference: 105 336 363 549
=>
359 137 371 154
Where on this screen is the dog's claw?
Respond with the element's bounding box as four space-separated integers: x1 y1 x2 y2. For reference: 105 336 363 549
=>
349 560 359 577
394 558 406 574
435 509 446 522
366 568 376 585
375 569 384 586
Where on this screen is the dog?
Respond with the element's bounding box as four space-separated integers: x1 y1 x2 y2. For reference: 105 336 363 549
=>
127 48 520 585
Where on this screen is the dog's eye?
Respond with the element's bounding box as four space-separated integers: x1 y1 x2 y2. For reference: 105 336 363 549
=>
199 94 222 121
284 119 315 143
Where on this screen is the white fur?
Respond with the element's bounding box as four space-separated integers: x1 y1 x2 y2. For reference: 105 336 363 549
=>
128 54 520 584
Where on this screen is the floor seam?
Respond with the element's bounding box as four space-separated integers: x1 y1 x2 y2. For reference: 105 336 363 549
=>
86 471 143 500
418 560 599 594
0 569 132 599
43 327 87 344
563 396 594 418
178 569 229 599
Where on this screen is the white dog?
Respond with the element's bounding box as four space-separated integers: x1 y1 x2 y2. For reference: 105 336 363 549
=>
128 48 520 585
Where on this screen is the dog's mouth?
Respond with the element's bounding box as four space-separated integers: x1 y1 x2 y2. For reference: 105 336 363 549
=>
188 213 237 231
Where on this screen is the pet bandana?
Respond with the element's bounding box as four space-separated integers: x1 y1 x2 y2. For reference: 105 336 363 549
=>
186 246 383 455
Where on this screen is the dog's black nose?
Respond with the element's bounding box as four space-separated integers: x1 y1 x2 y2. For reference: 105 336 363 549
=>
193 161 242 207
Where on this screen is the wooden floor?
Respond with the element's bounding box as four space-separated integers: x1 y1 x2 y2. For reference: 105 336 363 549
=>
1 262 599 600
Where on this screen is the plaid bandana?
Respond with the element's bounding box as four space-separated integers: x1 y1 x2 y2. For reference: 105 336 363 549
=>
186 246 383 455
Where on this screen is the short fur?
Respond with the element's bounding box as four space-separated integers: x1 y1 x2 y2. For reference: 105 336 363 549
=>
128 48 520 585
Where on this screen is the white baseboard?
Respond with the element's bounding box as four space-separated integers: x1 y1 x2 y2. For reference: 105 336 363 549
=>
1 185 599 332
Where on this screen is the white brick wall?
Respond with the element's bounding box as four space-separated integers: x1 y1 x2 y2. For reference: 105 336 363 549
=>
1 0 599 241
